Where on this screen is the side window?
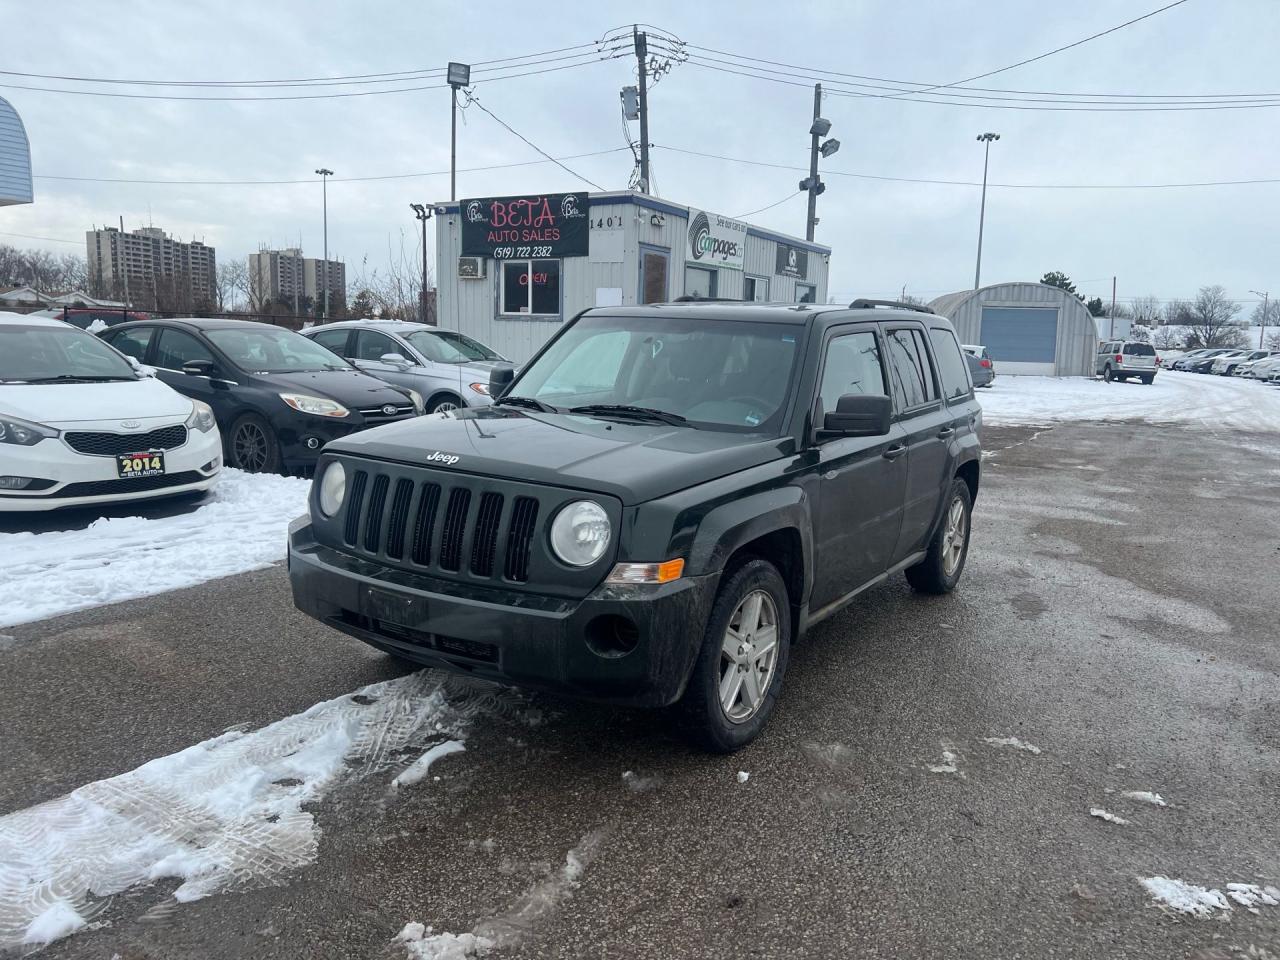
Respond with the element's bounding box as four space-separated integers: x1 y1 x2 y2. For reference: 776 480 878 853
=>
106 327 153 361
885 329 938 409
928 327 972 400
354 330 396 361
819 331 886 414
154 329 214 370
311 328 351 357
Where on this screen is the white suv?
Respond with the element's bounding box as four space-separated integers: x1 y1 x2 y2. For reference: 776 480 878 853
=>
0 313 223 512
1096 340 1159 384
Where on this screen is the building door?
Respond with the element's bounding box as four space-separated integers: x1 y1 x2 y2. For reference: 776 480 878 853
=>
980 306 1059 376
744 276 769 302
640 246 669 304
684 265 717 299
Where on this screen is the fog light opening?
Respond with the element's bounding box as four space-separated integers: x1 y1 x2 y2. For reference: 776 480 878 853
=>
304 436 321 450
584 615 640 659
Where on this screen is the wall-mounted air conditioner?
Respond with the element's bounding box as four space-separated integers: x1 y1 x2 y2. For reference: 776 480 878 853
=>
457 256 486 279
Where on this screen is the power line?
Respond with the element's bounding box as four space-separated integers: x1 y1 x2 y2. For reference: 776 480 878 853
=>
903 0 1192 96
34 148 631 186
0 230 82 246
462 92 607 192
656 144 1280 189
734 191 803 219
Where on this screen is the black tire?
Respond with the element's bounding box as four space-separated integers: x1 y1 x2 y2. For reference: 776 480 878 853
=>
228 413 282 474
905 478 973 595
428 394 462 414
680 558 792 753
1140 375 1154 385
1102 366 1114 382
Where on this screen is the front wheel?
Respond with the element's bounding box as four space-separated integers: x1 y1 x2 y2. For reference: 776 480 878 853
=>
680 559 791 753
428 395 462 414
228 413 281 474
1103 366 1114 382
905 478 973 595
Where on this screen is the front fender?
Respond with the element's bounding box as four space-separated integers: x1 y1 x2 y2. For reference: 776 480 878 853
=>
684 485 812 594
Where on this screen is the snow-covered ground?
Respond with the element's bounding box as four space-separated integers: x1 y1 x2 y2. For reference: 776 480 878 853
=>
979 370 1280 432
0 468 310 628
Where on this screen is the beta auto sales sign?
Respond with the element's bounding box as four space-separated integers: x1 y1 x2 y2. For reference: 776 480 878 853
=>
685 208 747 271
460 192 589 260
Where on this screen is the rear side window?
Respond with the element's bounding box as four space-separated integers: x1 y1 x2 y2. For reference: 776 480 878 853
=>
311 328 351 357
107 327 153 361
354 330 397 361
928 327 972 400
155 329 214 369
885 329 938 409
1123 343 1155 356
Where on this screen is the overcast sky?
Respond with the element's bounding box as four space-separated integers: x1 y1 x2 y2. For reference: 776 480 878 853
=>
1 0 1277 309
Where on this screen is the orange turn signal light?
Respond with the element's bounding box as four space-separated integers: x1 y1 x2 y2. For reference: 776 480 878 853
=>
605 558 685 585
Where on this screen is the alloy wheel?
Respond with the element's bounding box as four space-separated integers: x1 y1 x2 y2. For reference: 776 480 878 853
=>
234 422 269 472
718 589 781 724
941 495 968 577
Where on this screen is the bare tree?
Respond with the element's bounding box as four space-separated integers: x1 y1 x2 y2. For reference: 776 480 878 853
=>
347 231 434 323
1162 298 1194 327
0 243 90 294
1152 325 1182 350
1128 325 1151 342
1130 295 1162 327
1186 285 1245 349
216 261 250 312
1249 297 1280 329
1267 329 1280 350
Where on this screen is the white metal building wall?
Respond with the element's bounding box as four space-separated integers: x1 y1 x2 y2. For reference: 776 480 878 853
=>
928 282 1098 377
0 97 33 206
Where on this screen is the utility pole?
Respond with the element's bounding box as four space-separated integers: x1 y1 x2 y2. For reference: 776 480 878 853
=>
117 215 130 309
1251 289 1269 348
634 28 651 194
447 63 471 201
315 168 333 320
1110 276 1117 339
411 204 433 324
806 84 822 242
973 132 1000 290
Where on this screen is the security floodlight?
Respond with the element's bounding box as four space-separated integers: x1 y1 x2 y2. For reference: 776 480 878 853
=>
798 176 814 191
976 132 1000 142
809 117 832 137
447 62 471 88
409 203 425 216
819 138 841 158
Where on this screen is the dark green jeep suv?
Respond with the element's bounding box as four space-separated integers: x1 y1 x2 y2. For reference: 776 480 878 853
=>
288 299 982 751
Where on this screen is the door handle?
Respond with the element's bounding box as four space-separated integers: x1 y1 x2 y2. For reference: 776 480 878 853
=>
937 427 955 439
882 444 906 461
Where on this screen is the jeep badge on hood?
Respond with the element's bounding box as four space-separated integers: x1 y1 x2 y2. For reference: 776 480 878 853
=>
424 451 460 466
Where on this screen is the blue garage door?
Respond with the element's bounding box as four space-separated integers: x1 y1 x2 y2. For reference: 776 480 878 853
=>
980 307 1059 362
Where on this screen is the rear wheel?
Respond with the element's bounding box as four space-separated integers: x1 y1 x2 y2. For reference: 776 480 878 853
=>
905 478 973 595
1140 375 1154 385
680 559 791 753
228 414 281 474
1103 365 1114 382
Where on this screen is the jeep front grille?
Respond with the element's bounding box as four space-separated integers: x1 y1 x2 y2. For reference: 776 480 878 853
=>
341 468 542 583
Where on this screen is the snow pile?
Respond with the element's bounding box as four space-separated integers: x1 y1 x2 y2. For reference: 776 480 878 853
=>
0 468 310 627
1225 884 1280 913
978 371 1280 432
982 736 1042 754
736 771 750 784
399 829 609 960
1089 808 1129 826
0 672 477 951
1140 877 1232 918
1122 790 1167 806
392 741 466 789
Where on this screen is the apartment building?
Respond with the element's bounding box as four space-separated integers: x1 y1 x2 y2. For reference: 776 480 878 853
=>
86 226 216 310
248 247 345 315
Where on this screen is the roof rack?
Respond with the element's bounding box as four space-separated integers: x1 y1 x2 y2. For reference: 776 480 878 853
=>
672 295 746 303
848 298 935 315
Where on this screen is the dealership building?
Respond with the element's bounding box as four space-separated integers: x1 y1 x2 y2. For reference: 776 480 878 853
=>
434 190 831 362
929 281 1098 377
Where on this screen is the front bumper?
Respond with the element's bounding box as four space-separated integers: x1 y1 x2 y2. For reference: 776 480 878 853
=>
275 413 417 469
288 518 717 707
0 424 222 512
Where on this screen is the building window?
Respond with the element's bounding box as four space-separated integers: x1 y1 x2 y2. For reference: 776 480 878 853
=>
795 283 817 303
744 276 769 302
500 259 560 316
684 265 717 299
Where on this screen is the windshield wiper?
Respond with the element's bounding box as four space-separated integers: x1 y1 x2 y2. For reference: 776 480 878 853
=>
494 395 557 413
24 374 135 383
568 404 689 426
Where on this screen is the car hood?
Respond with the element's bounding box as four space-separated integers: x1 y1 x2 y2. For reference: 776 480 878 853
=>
265 369 411 407
0 376 192 425
326 406 791 505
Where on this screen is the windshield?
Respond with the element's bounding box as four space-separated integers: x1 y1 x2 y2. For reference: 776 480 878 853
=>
206 326 351 373
505 315 804 433
404 329 502 363
0 324 137 382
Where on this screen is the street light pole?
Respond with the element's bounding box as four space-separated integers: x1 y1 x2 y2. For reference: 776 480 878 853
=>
411 203 433 325
315 167 333 320
974 132 1000 290
446 63 471 201
1251 289 1269 348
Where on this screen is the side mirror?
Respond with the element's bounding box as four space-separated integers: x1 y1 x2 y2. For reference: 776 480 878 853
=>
821 393 892 437
182 359 216 377
489 363 517 399
380 352 413 367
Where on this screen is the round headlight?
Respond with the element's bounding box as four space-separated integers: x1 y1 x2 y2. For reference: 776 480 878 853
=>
549 500 612 567
317 461 346 517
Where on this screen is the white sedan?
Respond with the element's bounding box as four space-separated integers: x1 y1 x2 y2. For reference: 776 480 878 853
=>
1 313 223 512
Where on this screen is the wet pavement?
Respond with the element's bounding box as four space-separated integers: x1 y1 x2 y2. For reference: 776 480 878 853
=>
3 421 1279 959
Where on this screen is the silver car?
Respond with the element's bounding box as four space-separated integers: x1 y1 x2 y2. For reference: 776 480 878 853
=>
304 321 509 413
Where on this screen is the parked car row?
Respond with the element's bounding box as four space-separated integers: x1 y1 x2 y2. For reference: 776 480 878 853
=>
1 312 513 512
1169 347 1280 381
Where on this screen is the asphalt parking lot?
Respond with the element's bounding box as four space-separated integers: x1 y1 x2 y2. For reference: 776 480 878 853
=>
3 419 1279 960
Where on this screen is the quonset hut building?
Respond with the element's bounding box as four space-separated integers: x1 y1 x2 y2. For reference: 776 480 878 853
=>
0 96 33 208
929 282 1098 376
